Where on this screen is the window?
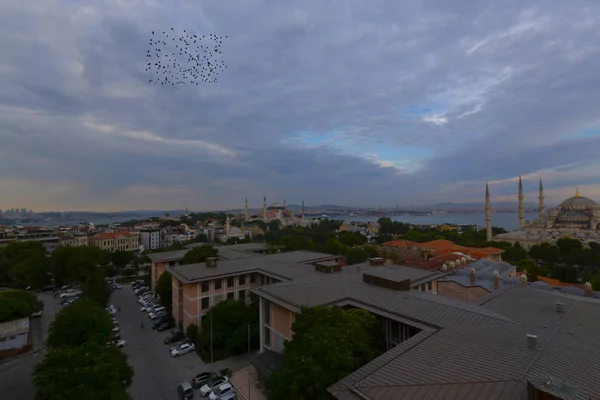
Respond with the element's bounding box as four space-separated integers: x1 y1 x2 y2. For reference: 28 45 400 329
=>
214 294 223 303
169 261 175 267
250 273 256 283
201 297 209 310
427 282 433 292
227 277 234 288
239 274 245 285
264 326 271 347
201 282 209 292
239 289 246 300
227 292 234 300
214 279 222 290
263 300 271 325
275 333 286 353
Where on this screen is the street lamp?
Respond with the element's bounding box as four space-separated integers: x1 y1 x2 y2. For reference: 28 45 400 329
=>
248 324 251 400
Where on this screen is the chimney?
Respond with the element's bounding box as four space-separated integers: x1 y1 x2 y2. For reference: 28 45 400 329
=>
520 273 528 286
556 300 565 313
526 334 538 348
369 257 384 267
206 257 217 268
493 269 500 290
469 267 476 283
584 281 593 297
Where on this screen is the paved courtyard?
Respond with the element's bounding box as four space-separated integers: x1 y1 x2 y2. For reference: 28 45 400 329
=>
112 284 253 400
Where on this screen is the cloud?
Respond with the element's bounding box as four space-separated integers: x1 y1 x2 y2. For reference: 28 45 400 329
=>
1 0 600 211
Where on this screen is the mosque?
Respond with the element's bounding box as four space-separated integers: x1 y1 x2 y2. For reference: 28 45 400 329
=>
242 196 313 227
485 176 600 248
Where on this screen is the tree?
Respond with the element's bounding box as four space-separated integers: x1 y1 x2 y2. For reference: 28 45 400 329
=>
0 289 41 313
197 299 259 362
337 231 367 247
266 306 384 400
182 245 219 265
46 298 113 349
83 269 112 307
110 251 136 273
0 241 51 289
33 343 134 400
51 245 111 286
0 297 31 322
155 271 172 308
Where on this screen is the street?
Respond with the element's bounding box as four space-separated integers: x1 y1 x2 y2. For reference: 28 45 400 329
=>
0 291 59 400
113 285 252 400
0 285 253 400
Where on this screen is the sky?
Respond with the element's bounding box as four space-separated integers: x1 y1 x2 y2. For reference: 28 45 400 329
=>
1 0 600 212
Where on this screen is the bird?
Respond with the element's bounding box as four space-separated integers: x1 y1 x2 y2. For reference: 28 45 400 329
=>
144 29 228 85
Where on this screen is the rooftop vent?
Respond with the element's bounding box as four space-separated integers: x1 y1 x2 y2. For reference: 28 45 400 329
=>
205 257 217 268
493 269 500 290
469 267 476 283
556 300 565 313
526 334 538 348
314 261 341 274
369 257 385 267
584 281 593 297
441 264 448 273
362 272 411 291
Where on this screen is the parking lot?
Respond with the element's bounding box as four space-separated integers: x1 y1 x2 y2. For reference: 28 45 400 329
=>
112 284 252 400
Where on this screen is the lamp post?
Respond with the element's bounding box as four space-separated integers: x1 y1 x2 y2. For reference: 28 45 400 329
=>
248 324 251 400
210 309 214 370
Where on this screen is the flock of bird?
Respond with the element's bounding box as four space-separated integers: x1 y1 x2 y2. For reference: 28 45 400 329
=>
145 28 228 86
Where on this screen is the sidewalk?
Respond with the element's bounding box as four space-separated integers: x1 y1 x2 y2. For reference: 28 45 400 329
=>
231 366 268 400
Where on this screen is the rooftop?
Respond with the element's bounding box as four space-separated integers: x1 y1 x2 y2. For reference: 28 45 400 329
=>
147 249 189 262
329 286 600 399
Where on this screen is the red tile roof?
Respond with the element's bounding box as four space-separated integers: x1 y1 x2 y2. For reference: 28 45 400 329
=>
93 232 136 239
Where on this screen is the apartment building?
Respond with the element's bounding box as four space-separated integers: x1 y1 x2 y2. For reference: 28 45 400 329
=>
15 228 60 254
89 231 139 252
140 229 162 251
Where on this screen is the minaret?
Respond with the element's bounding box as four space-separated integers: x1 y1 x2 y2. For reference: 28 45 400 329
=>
301 199 305 221
225 214 230 234
262 195 267 222
538 178 545 222
485 181 492 242
518 174 525 230
244 198 249 222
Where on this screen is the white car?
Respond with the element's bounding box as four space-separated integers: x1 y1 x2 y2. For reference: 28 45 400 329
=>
170 342 195 358
112 325 120 333
200 377 229 397
209 383 233 400
60 290 82 299
107 339 127 348
149 310 167 320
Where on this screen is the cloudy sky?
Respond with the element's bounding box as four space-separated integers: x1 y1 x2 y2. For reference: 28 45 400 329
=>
1 0 600 212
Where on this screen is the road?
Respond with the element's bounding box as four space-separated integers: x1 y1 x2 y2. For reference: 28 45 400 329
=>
0 291 59 400
113 284 252 400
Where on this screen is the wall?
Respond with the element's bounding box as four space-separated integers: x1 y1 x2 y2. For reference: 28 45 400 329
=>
436 281 491 303
151 261 167 289
0 331 27 351
260 298 294 354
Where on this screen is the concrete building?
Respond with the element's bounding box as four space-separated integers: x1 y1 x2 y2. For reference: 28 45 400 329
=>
0 317 30 351
140 229 161 251
89 231 139 252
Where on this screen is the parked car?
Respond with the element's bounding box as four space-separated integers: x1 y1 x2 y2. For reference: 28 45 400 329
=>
209 383 233 400
152 315 175 329
177 381 194 399
164 331 186 345
107 339 127 348
59 290 82 299
113 284 123 290
199 377 229 397
110 332 121 341
157 320 176 332
170 342 195 357
218 393 236 400
149 310 167 320
191 372 216 389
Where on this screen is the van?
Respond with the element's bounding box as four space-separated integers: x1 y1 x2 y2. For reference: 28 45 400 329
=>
177 381 194 399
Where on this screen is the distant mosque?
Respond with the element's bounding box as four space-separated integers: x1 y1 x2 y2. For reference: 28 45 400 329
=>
242 196 314 227
485 175 600 248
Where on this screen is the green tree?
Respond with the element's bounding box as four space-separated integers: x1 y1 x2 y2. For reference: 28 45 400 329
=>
33 344 134 400
0 241 51 289
155 271 172 308
83 269 111 307
0 297 31 322
0 289 41 313
182 245 219 265
197 299 259 362
529 242 560 267
51 245 111 286
110 251 136 273
266 306 384 400
46 298 113 349
337 231 367 247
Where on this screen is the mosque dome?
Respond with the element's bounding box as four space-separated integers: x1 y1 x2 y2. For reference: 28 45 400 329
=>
559 195 597 208
268 202 286 210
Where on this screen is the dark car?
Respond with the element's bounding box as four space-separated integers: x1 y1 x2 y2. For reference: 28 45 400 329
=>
157 320 176 332
191 372 216 389
152 315 175 329
177 381 194 399
164 331 186 344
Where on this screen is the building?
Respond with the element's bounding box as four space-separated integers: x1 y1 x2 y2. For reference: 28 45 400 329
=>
0 317 30 351
327 285 600 399
147 249 188 289
140 229 162 251
165 245 344 331
89 231 139 252
15 228 60 254
487 177 600 248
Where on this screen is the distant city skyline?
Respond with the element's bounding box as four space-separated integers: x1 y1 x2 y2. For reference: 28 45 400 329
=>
1 1 600 212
